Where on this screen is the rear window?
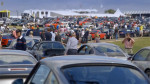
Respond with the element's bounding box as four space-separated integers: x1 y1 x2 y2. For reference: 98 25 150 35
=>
0 55 37 64
95 45 125 57
63 66 149 84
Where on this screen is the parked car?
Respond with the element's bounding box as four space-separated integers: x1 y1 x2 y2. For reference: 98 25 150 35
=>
0 50 37 84
1 33 14 47
13 55 150 84
0 18 4 25
90 30 106 40
130 47 150 78
78 43 129 60
4 36 41 50
143 28 150 36
119 28 135 37
28 41 65 61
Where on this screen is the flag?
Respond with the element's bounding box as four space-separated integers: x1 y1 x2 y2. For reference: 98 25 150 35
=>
1 1 3 6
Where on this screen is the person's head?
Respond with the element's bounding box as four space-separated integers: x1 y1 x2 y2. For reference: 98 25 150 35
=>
47 28 51 32
30 31 33 35
126 33 130 38
16 29 22 37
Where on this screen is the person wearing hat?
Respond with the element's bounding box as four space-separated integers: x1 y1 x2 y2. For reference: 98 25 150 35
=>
15 29 26 51
65 32 78 55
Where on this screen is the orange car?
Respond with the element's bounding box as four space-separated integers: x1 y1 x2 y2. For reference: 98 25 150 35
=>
1 34 14 47
90 30 106 40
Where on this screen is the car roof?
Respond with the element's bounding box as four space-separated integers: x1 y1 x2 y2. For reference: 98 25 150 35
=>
41 55 135 69
142 46 150 49
0 50 32 56
85 42 118 47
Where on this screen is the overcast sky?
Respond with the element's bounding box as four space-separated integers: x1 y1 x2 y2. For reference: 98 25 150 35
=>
0 0 150 15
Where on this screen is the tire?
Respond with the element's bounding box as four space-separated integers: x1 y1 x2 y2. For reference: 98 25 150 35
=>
145 70 150 78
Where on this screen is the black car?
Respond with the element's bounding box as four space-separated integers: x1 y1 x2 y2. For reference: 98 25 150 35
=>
13 55 150 84
28 41 65 61
0 50 37 84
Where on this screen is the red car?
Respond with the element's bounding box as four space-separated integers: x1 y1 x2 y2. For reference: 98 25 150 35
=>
90 30 106 40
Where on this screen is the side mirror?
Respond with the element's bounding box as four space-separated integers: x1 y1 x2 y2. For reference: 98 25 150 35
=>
12 79 23 84
127 57 133 61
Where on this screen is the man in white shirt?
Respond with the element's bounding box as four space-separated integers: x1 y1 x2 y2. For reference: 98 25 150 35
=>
50 29 56 41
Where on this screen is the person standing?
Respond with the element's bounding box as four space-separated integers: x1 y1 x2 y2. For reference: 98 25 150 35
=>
140 24 144 37
114 27 119 41
75 28 80 40
83 29 89 43
122 33 135 54
55 32 61 42
94 32 100 43
15 29 26 51
50 29 56 41
65 33 78 55
40 30 46 41
45 28 52 41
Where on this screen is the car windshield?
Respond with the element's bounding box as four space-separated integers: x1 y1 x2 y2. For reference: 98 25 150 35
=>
95 45 125 57
0 55 36 64
63 66 149 84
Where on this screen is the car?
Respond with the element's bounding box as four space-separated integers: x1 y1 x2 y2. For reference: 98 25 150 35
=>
0 50 37 84
13 55 150 84
78 43 130 60
1 33 15 47
28 41 65 61
4 36 41 50
130 47 150 78
143 28 150 36
119 28 135 37
90 30 106 40
0 18 4 25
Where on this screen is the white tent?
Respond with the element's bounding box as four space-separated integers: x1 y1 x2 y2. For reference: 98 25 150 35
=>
114 9 125 17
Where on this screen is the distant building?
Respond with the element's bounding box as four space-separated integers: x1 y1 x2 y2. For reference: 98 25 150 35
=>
0 10 10 18
124 11 150 17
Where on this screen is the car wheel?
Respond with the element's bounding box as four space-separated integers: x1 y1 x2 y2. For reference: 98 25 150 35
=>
145 70 150 78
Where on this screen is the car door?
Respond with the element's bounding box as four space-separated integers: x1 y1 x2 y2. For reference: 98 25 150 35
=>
132 49 150 71
78 45 94 55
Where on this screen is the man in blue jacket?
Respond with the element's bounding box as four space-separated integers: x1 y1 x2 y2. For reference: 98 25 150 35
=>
16 29 27 51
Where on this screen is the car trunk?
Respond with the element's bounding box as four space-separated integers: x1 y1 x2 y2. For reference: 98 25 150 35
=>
0 65 35 79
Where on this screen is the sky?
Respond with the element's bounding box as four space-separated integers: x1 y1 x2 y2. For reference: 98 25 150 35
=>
0 0 150 15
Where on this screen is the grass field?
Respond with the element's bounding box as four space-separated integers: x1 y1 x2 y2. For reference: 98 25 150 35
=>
110 37 150 54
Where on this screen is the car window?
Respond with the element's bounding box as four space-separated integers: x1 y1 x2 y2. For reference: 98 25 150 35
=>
134 49 150 61
63 66 149 84
31 65 50 84
39 42 52 50
79 46 94 54
47 71 59 84
33 43 40 50
0 55 37 64
95 45 125 57
53 42 64 49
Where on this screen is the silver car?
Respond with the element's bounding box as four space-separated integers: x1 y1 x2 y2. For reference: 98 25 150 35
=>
130 47 150 78
13 55 150 84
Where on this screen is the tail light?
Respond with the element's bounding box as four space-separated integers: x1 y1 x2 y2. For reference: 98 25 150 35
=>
8 68 28 71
